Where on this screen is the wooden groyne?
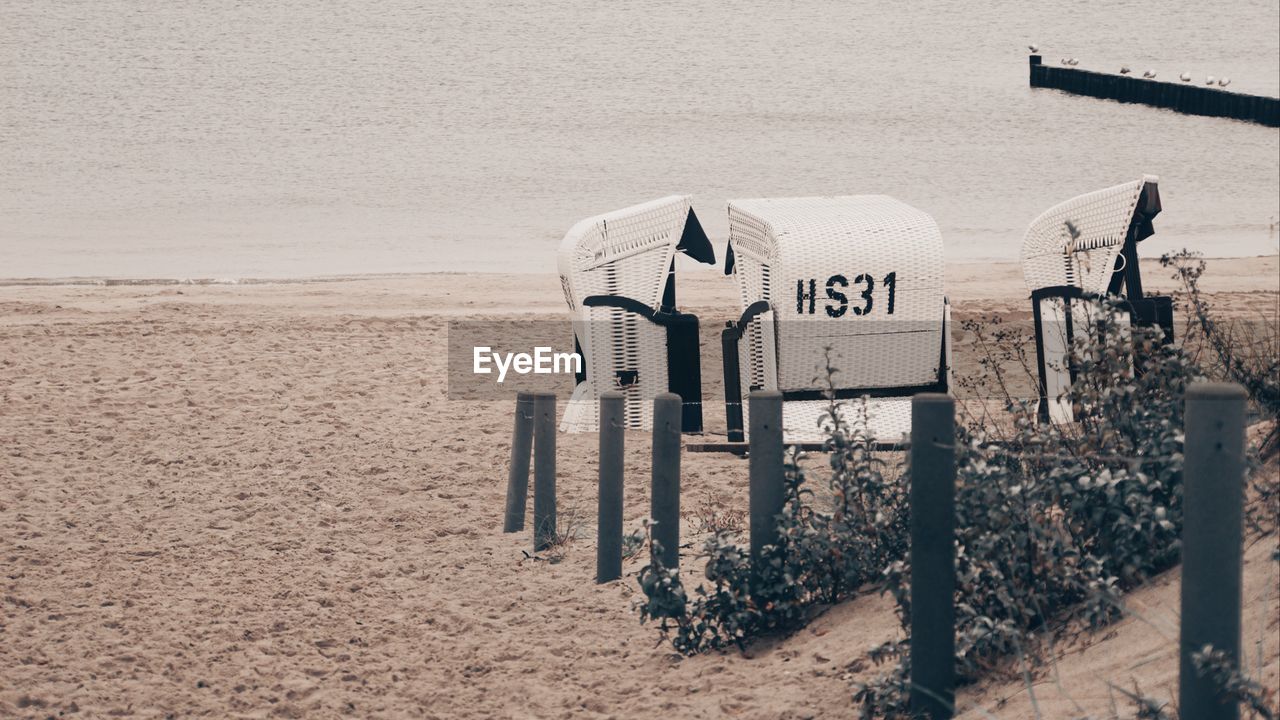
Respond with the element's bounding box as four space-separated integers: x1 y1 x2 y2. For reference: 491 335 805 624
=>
1029 55 1279 127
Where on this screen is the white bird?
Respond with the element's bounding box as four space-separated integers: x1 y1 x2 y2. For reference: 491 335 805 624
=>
1028 44 1039 53
1120 66 1132 75
1067 58 1080 66
1206 76 1216 85
1142 69 1157 79
1218 77 1231 87
1179 72 1192 82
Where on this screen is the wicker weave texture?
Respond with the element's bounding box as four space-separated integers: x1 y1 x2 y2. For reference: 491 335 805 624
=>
781 398 912 445
1037 296 1076 423
558 196 692 432
561 310 667 432
1035 295 1134 424
734 309 778 433
557 195 691 312
1021 176 1155 295
727 196 945 393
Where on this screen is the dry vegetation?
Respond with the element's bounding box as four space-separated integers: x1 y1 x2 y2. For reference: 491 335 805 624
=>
636 261 1280 718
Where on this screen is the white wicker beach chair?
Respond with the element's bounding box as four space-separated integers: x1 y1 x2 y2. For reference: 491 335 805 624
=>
1021 176 1170 423
723 196 950 446
558 195 715 433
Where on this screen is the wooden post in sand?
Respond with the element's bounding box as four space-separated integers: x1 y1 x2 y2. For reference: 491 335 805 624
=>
1179 383 1246 720
721 324 746 443
651 393 682 569
596 392 625 583
532 392 557 553
909 394 956 720
748 391 784 570
503 392 534 532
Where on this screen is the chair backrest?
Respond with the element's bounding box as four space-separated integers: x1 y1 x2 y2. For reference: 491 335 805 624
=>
557 196 712 431
1021 175 1159 296
727 196 946 395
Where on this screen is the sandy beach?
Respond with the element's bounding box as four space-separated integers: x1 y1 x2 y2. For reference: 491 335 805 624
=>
2 257 1277 719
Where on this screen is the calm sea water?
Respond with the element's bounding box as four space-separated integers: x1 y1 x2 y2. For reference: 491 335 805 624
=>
2 0 1278 280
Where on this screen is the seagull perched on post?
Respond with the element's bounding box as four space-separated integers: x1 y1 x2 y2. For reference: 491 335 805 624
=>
1120 66 1132 74
1142 69 1157 78
1179 72 1192 82
1028 44 1039 53
1218 77 1231 87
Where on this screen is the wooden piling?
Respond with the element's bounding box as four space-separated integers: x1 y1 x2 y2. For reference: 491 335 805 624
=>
1028 55 1279 127
908 394 957 720
722 324 746 443
748 391 785 569
503 392 535 532
596 392 625 583
532 392 557 553
651 393 682 569
1179 383 1246 720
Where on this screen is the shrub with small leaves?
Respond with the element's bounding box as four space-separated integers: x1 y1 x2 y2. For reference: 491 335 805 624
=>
852 641 909 719
636 362 910 655
860 297 1204 714
1161 252 1280 544
1192 645 1279 719
621 527 647 561
1112 681 1175 720
633 290 1269 719
1162 249 1280 457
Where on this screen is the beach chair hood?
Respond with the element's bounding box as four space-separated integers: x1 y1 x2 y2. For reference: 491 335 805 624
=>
1021 175 1160 296
557 196 713 433
723 195 949 444
1022 176 1173 424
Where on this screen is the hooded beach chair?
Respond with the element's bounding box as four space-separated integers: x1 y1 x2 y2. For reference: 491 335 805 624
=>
1022 175 1172 423
558 195 716 433
721 196 950 446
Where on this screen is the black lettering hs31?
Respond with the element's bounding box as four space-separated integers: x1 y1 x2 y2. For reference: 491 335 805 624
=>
795 273 897 317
